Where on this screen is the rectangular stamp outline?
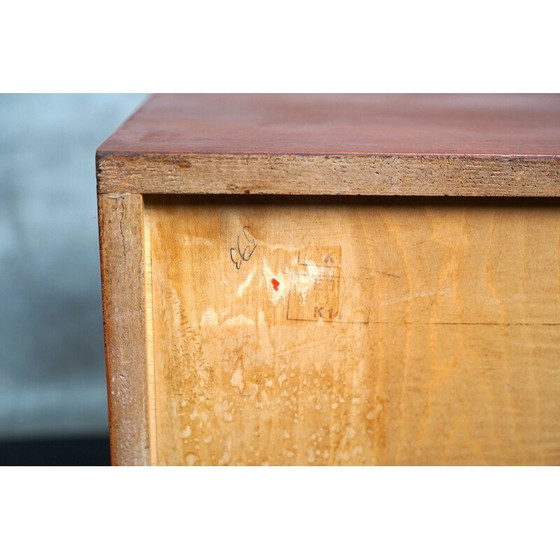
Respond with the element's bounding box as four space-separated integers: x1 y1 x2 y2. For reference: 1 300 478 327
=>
286 272 370 325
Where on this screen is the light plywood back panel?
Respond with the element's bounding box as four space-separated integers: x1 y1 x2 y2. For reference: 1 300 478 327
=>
144 196 560 465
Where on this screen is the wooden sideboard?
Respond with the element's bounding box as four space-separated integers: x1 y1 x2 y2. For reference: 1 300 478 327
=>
97 94 560 465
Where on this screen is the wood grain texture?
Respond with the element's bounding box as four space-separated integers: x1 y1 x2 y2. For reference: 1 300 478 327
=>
144 196 560 465
96 94 560 197
98 194 151 465
97 153 559 197
99 94 560 156
97 95 560 465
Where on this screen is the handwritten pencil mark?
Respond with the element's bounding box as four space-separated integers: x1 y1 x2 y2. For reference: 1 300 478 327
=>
230 226 257 270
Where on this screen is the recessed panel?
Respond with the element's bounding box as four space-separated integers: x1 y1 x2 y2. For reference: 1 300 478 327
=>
145 197 560 465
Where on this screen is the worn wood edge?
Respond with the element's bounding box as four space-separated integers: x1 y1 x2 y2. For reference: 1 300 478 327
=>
96 153 560 197
143 206 158 465
98 193 151 466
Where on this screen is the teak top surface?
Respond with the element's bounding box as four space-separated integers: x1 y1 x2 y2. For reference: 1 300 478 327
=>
98 94 560 157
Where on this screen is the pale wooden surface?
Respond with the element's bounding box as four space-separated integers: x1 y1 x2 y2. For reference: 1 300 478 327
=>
144 196 560 465
97 94 560 198
98 194 150 465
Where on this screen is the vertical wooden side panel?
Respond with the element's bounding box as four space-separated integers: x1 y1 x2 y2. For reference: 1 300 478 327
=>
146 198 560 465
98 193 150 465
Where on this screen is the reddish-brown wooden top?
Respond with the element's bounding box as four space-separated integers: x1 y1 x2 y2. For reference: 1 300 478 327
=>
98 94 560 157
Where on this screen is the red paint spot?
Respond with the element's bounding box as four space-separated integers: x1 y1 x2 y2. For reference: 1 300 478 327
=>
271 278 280 291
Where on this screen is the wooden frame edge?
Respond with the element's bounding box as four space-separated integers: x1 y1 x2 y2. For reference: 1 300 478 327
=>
98 193 151 465
97 153 560 197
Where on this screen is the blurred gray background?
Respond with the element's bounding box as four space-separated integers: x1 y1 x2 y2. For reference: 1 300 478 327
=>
0 94 146 440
